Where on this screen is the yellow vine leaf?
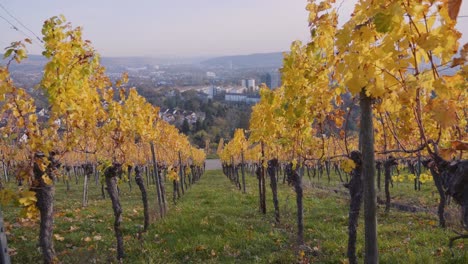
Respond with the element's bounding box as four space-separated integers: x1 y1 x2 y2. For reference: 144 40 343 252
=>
184 166 191 176
292 159 298 170
18 191 39 219
42 174 53 185
24 205 39 219
341 159 355 174
18 191 37 207
419 173 433 183
425 99 458 128
167 167 179 182
407 174 416 181
439 148 458 160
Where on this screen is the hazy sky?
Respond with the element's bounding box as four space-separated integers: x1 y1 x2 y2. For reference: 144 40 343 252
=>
0 0 467 57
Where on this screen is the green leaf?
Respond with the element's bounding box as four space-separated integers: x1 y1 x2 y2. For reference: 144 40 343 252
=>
374 12 393 33
3 49 13 59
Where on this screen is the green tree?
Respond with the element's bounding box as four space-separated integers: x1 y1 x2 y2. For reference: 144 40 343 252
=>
192 130 209 148
181 119 190 134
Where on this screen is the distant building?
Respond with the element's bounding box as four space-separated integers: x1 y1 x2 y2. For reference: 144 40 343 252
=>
240 78 257 91
205 86 221 99
247 79 255 89
227 86 246 94
225 93 247 103
266 71 281 90
184 111 198 124
206 71 216 78
241 79 256 88
197 91 210 102
160 108 205 125
241 79 247 88
125 66 147 72
245 94 260 104
167 90 176 97
225 93 260 104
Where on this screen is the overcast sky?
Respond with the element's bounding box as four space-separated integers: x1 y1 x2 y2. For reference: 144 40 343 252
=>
0 0 467 57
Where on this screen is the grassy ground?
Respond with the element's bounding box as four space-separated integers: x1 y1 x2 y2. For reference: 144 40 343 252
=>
2 169 467 263
295 167 458 211
205 153 219 159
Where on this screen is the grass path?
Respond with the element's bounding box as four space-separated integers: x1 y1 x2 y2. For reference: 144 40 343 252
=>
138 169 295 263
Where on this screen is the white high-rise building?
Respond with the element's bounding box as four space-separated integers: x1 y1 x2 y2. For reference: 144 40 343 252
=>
241 79 257 91
247 79 255 89
241 79 247 88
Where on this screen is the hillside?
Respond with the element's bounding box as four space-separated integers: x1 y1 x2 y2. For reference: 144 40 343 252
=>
200 52 284 69
2 54 208 72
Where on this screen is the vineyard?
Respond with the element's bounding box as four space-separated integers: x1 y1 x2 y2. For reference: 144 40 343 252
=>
2 169 467 263
217 0 468 263
0 0 468 263
0 16 205 263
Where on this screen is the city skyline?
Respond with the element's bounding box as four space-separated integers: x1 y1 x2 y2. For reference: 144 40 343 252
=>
1 0 467 57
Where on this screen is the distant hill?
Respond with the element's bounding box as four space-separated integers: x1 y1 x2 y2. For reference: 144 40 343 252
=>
1 54 209 72
5 54 46 72
3 52 460 75
2 52 285 72
200 52 284 69
100 56 209 67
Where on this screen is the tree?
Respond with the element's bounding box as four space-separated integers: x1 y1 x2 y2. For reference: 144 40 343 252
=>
334 0 466 261
238 111 250 129
192 130 208 148
193 118 203 132
1 15 110 263
1 14 209 263
181 119 190 134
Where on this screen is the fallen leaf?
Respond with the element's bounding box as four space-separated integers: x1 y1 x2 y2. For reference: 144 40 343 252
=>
299 250 305 259
8 248 17 256
195 245 206 251
434 247 444 256
54 234 65 241
403 237 411 244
